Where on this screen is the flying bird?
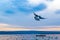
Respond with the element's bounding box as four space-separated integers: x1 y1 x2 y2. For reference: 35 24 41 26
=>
33 12 46 21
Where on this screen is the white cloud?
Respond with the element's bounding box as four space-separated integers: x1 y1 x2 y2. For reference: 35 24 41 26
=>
35 0 60 15
0 23 60 31
0 23 9 27
45 0 60 10
0 23 23 28
27 0 45 6
27 0 60 27
27 0 60 12
0 0 60 27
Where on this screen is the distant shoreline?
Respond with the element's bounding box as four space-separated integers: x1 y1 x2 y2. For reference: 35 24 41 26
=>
0 31 60 34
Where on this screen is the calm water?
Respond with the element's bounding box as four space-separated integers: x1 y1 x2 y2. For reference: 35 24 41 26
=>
0 31 60 40
0 31 60 34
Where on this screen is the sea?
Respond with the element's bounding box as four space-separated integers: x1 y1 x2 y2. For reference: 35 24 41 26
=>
0 31 60 40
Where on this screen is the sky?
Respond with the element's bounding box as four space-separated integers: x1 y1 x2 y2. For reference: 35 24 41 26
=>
0 0 60 28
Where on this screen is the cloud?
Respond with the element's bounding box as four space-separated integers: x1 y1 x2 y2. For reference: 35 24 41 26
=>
27 0 44 6
11 0 47 13
0 23 60 31
0 23 26 28
55 9 60 14
46 0 60 10
0 23 9 27
47 0 53 1
0 0 60 28
27 0 60 27
0 23 17 28
4 9 15 14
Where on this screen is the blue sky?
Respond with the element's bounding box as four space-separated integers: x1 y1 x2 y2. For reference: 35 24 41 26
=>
0 0 60 28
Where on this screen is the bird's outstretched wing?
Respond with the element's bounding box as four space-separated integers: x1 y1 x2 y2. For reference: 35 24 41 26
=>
39 16 46 19
33 12 39 17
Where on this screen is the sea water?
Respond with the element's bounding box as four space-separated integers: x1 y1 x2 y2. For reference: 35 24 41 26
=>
0 31 60 40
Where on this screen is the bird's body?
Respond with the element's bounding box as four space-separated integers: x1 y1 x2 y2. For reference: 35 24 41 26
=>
33 12 46 21
34 16 40 21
